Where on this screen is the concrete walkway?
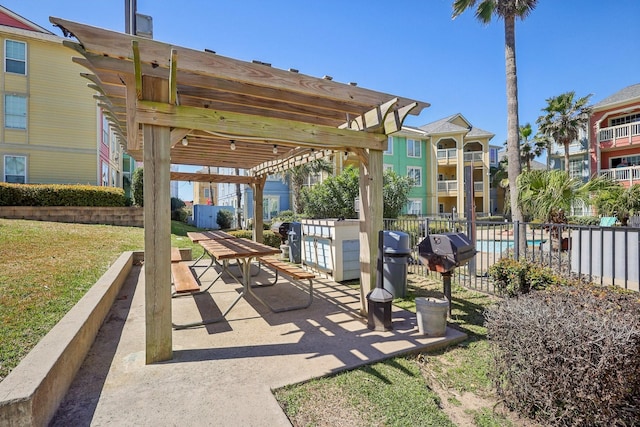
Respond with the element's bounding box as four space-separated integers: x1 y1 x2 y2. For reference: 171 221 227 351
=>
50 262 466 426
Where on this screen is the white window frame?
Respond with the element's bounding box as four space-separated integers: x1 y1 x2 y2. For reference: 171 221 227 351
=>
407 139 421 158
383 164 394 172
4 155 26 183
5 40 26 75
384 136 393 155
102 162 109 186
263 195 280 220
406 198 422 215
407 166 422 187
5 94 27 129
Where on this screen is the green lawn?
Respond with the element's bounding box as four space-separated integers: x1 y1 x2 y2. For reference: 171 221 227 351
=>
0 219 525 426
0 218 201 381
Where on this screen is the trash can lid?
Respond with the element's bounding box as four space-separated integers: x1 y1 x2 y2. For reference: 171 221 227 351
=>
415 297 449 307
382 230 410 251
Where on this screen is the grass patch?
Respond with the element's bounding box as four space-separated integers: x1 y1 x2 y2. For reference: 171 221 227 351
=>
275 357 455 427
0 219 201 381
275 272 513 426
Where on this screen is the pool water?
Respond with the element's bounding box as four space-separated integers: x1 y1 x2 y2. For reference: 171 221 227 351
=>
476 239 545 253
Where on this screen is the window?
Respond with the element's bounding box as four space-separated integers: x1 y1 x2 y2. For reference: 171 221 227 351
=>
489 147 499 165
384 136 393 155
407 166 422 187
611 113 640 127
406 199 422 215
102 162 109 186
4 155 26 183
263 196 280 220
203 188 211 198
5 94 26 129
102 115 109 146
383 164 394 172
5 40 26 75
407 139 421 158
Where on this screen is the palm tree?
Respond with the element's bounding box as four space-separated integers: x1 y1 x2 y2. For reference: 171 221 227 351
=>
517 169 616 222
518 123 547 171
536 91 592 176
453 0 538 229
592 183 640 226
279 158 333 214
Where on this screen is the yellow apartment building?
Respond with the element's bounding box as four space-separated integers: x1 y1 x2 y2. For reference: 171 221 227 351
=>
0 6 118 187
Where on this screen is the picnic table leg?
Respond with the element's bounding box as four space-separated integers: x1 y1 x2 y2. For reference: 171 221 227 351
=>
172 258 250 329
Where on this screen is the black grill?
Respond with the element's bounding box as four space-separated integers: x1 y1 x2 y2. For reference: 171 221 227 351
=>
418 232 476 273
271 221 292 244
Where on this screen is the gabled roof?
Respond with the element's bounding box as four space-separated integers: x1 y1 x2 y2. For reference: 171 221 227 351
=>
0 6 53 34
593 83 640 110
418 113 494 139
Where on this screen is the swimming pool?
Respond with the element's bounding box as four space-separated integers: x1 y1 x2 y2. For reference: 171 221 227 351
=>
476 239 545 253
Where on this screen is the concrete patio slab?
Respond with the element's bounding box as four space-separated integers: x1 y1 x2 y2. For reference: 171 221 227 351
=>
50 260 467 426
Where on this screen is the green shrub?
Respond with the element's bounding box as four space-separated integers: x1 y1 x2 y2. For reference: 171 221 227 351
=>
228 230 281 248
567 215 600 226
477 215 505 222
488 258 564 297
132 168 144 207
216 209 234 229
486 285 640 426
0 182 126 206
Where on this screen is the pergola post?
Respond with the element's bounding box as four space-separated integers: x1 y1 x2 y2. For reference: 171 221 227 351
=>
252 175 267 243
358 148 384 314
143 76 172 363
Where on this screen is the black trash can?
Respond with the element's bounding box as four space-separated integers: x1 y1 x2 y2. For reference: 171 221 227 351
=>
382 230 411 298
287 222 302 264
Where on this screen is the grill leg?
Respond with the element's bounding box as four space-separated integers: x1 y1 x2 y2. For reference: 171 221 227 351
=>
442 271 452 317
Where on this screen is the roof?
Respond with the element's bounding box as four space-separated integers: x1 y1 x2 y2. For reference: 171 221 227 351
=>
0 6 53 34
418 113 494 139
49 18 429 177
592 83 640 109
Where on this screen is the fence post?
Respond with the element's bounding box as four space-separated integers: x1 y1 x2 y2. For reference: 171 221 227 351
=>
513 220 520 261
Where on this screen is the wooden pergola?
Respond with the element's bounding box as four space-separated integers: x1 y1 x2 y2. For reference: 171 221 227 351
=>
50 17 429 363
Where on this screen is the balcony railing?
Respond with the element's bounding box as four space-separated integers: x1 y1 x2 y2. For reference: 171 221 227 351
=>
463 151 483 163
598 122 640 144
599 165 640 185
437 180 457 193
436 148 457 161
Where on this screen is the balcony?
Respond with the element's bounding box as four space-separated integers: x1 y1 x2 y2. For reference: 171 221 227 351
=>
463 151 483 163
474 181 483 193
599 166 640 187
437 180 457 194
598 122 640 147
437 148 457 164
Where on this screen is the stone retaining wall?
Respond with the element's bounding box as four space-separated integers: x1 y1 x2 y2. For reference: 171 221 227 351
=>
0 206 144 227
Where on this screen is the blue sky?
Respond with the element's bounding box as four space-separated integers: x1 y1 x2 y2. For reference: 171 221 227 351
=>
5 1 640 200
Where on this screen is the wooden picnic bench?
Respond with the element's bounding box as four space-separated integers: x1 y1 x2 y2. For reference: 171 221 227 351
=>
170 247 200 295
254 256 314 312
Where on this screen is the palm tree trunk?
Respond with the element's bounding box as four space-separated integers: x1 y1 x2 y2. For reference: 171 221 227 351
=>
563 140 570 175
504 16 522 223
504 15 525 256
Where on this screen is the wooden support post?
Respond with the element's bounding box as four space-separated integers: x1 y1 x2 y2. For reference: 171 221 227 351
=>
253 175 267 243
143 75 173 363
358 148 384 315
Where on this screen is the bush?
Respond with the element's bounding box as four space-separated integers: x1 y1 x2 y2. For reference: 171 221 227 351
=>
486 285 640 426
0 182 126 206
488 258 564 297
216 209 234 229
567 215 600 226
228 230 281 248
132 168 144 207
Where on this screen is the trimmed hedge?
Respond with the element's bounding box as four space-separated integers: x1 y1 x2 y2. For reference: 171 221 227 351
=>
0 183 126 207
486 285 640 426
